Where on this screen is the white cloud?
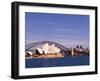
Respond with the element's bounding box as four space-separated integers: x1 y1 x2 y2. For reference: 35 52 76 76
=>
54 28 80 32
54 34 81 39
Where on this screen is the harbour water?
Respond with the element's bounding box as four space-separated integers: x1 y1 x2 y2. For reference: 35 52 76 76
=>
25 55 89 68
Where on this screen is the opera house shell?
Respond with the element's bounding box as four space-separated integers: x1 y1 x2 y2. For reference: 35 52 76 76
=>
36 43 61 54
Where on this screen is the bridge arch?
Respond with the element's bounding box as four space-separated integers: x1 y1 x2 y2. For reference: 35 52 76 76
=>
25 41 68 51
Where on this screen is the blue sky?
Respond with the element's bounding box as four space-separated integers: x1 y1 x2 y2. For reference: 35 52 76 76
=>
25 12 89 48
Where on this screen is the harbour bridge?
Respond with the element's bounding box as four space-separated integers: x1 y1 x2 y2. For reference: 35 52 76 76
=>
25 41 68 52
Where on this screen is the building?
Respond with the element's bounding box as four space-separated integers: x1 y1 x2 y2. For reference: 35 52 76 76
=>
36 43 61 54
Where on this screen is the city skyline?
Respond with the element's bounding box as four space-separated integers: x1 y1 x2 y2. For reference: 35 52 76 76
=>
25 12 89 48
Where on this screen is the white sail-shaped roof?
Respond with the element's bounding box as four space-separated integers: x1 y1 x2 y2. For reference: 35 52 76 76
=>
41 43 61 54
36 48 43 54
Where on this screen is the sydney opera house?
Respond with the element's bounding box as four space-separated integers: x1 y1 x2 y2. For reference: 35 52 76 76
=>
26 42 64 58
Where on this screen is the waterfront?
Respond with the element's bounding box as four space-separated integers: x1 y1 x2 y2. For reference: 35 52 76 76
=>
25 55 89 68
25 41 89 58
